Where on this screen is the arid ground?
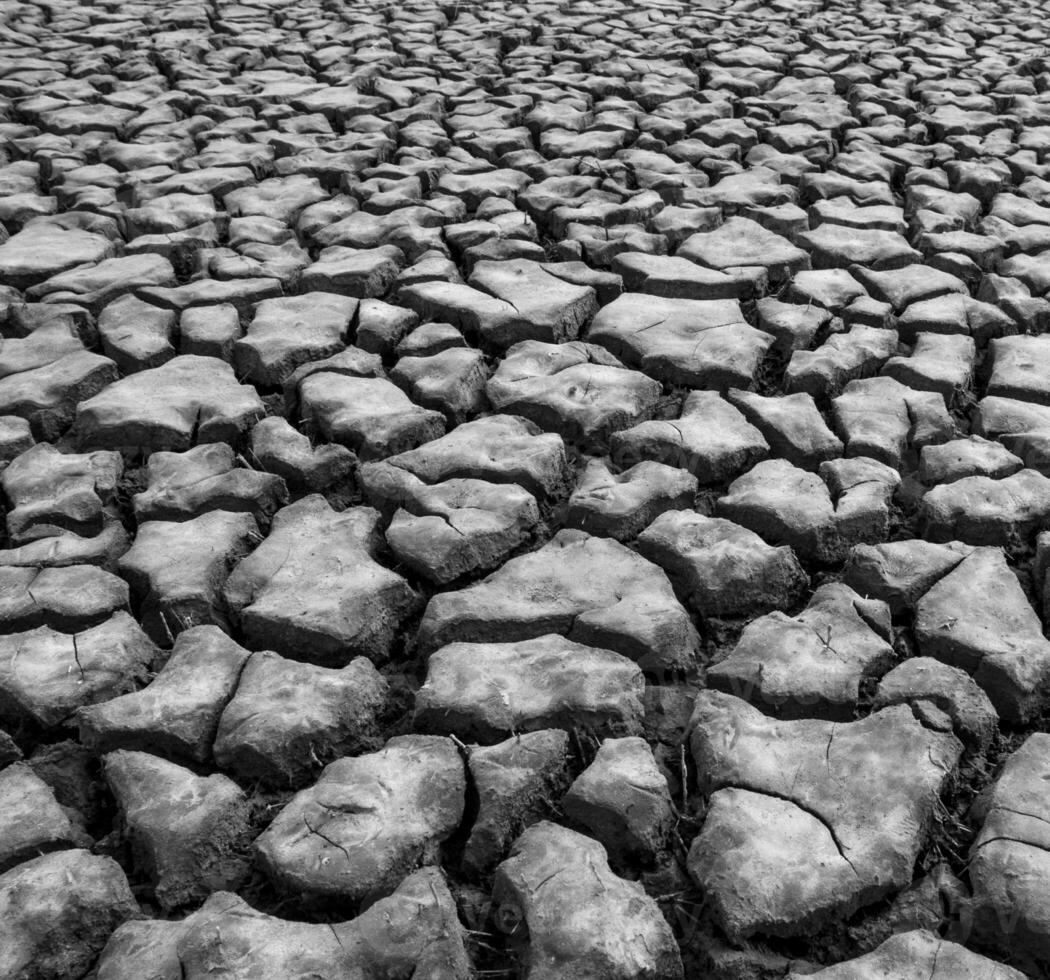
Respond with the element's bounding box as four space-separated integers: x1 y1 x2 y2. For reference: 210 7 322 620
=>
1 0 1049 977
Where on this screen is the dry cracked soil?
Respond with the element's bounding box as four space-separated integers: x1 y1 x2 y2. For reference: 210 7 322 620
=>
2 0 1050 977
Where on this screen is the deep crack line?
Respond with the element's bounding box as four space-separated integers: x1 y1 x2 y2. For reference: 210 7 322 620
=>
70 634 85 682
721 781 861 878
302 814 354 866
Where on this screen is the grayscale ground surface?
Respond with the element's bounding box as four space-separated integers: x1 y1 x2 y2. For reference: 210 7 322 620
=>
0 0 1049 977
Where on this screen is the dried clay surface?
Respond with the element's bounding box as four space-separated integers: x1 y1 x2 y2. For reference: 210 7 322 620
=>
2 0 1050 978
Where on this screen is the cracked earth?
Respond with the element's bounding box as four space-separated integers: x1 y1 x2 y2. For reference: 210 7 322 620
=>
1 0 1050 977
